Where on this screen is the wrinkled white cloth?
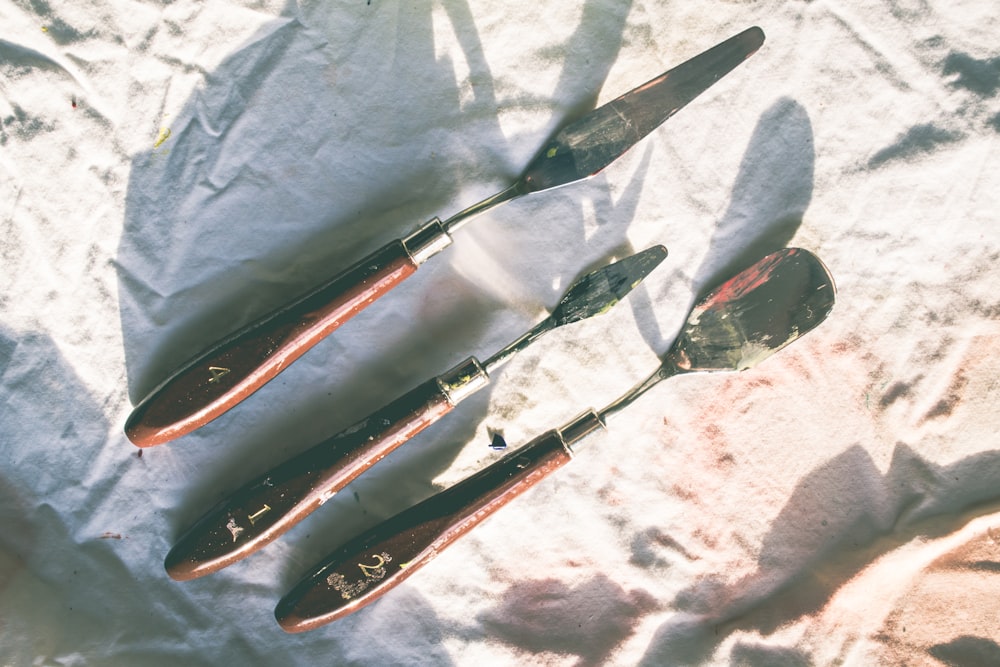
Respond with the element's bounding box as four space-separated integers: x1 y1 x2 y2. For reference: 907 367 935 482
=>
2 0 999 664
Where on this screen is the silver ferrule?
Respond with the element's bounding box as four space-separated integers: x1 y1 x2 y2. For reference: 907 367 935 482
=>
403 218 453 265
558 410 606 453
436 357 490 405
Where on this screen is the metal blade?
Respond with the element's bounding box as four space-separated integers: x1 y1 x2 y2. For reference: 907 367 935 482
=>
481 245 667 375
670 248 836 373
519 27 765 193
596 248 835 423
550 245 668 326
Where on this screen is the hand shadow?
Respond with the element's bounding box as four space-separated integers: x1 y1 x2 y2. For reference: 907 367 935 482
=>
692 97 814 298
273 0 641 585
620 97 815 359
116 0 504 405
115 0 641 619
112 6 516 631
638 443 1000 666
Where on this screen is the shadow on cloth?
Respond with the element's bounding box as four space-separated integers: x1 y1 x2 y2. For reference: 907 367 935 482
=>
477 573 658 667
114 1 516 572
464 95 814 667
273 0 642 585
114 0 645 650
0 326 218 665
637 443 1000 666
629 95 813 357
115 0 507 413
690 96 813 299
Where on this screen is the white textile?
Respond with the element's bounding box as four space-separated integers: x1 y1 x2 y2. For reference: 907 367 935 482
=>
2 1 999 664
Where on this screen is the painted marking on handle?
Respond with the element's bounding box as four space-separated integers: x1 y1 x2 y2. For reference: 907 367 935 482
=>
226 517 244 542
248 504 271 526
326 552 393 600
358 553 390 579
208 366 231 384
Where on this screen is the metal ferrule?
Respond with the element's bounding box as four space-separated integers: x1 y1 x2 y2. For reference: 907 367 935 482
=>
403 218 453 265
558 410 606 453
436 357 490 406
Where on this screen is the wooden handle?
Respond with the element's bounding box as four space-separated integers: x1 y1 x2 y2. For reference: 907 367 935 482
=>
164 358 488 581
125 219 452 448
274 425 584 633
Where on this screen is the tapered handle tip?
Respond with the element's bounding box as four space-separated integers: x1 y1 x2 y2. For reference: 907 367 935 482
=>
275 585 356 633
164 548 209 582
124 409 174 448
274 606 314 634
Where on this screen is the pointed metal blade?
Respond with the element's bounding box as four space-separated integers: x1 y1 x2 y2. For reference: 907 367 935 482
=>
519 27 765 193
550 245 668 327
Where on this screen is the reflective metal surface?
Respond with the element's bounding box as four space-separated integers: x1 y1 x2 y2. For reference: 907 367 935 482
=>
549 245 668 327
673 247 836 372
272 247 834 630
443 27 764 233
436 357 490 405
124 29 762 447
483 245 667 375
600 248 835 420
519 27 765 194
402 218 453 265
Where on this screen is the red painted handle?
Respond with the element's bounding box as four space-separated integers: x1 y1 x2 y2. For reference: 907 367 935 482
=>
274 420 593 633
164 359 489 581
125 220 451 447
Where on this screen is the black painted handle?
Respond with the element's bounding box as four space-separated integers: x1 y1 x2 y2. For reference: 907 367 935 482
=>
274 421 592 633
164 358 489 581
126 219 452 447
